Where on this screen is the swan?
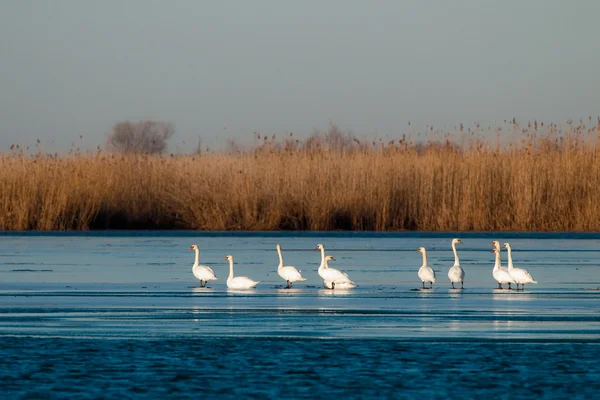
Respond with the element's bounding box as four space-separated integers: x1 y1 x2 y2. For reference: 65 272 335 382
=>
315 244 356 290
503 243 537 290
321 256 357 289
491 240 513 289
224 255 260 289
447 238 465 289
276 244 306 289
491 248 515 289
189 244 217 287
417 247 436 289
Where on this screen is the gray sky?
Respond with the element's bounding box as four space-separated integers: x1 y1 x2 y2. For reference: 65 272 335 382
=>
1 0 599 152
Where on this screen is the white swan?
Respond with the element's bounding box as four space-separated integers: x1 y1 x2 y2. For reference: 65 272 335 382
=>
189 244 217 287
224 255 260 289
316 244 356 290
503 243 537 290
417 247 436 289
322 256 357 289
491 248 515 289
491 240 513 289
447 238 465 289
276 244 306 288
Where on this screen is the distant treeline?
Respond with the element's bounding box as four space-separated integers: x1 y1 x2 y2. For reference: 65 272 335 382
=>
2 119 600 231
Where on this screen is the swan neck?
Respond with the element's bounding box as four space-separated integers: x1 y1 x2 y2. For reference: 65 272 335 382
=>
506 246 514 270
421 250 427 267
228 259 234 279
452 242 460 266
493 251 501 270
319 247 326 268
277 246 283 269
193 248 199 267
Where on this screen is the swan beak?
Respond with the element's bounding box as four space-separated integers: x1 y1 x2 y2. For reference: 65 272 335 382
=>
223 257 228 260
416 249 420 252
490 242 495 246
330 257 336 261
314 246 318 250
491 249 495 253
189 246 194 250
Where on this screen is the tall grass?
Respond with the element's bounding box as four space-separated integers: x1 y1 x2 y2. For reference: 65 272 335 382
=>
2 120 600 231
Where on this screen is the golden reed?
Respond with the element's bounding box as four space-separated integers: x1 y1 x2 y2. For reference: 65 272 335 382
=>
1 121 600 231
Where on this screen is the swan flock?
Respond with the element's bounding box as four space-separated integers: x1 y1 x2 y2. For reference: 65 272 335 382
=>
188 239 537 290
418 238 536 290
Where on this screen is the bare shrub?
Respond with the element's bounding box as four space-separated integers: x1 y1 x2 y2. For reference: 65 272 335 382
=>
106 120 175 154
300 124 357 153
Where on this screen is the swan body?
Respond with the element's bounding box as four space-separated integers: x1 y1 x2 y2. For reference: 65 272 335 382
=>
503 243 537 290
189 245 217 287
323 279 357 290
491 241 512 289
491 248 515 289
276 244 306 288
417 247 436 289
447 238 465 289
224 255 260 289
316 244 356 289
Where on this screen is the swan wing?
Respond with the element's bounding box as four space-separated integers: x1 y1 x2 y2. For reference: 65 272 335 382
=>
493 268 514 284
418 266 436 283
499 269 515 283
323 268 351 283
205 266 216 276
193 265 217 280
521 268 536 283
448 265 465 282
324 280 357 289
279 266 306 282
228 276 260 289
512 268 537 284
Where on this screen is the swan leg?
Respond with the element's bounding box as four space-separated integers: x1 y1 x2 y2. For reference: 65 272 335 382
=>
498 283 502 289
422 282 425 289
199 280 204 288
286 280 292 289
508 283 512 290
461 281 464 289
331 282 335 290
451 282 455 289
430 283 434 289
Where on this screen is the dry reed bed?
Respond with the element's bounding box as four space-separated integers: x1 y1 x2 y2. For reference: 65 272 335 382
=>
1 130 600 231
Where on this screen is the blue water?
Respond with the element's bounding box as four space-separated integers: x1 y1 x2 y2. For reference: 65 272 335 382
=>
1 232 599 399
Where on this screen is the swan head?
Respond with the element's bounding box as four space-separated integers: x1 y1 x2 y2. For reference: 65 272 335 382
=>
502 242 511 249
491 240 499 247
491 248 499 254
276 243 281 249
189 244 199 251
325 255 335 262
417 247 425 253
315 244 324 250
452 238 462 245
224 255 233 261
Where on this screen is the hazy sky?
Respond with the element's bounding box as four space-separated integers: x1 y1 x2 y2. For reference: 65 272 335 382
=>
1 0 599 151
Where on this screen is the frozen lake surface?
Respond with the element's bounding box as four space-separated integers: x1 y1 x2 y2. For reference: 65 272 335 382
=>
1 232 599 398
